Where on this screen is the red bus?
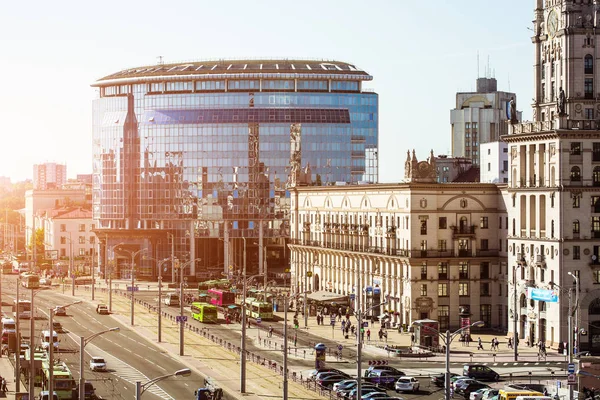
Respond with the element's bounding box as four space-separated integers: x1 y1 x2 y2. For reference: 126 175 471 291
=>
208 289 236 306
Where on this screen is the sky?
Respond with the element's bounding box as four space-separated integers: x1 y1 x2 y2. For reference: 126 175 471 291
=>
0 0 535 184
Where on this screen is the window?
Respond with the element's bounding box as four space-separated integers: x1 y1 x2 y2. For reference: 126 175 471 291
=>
586 54 594 75
421 219 427 235
438 305 449 331
89 237 95 244
571 142 582 155
79 248 86 256
480 304 492 327
585 78 594 99
592 196 600 213
587 109 595 120
574 195 581 208
78 236 85 244
574 245 581 260
438 263 448 280
420 284 427 296
481 283 490 296
421 264 427 279
594 270 600 284
488 163 491 171
79 224 86 232
60 224 66 232
480 239 489 250
480 262 490 279
571 166 582 181
438 240 447 251
573 220 580 234
459 262 469 279
480 217 489 229
438 283 448 297
439 217 447 229
594 167 600 186
60 237 66 245
499 217 502 229
459 282 469 296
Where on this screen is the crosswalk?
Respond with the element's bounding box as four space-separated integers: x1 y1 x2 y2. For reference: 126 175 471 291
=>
447 361 564 367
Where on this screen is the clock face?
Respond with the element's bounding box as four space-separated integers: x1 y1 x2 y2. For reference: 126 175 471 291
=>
547 9 559 37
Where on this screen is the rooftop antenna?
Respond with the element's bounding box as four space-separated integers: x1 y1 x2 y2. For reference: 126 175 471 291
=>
157 56 164 65
487 55 490 79
477 51 480 78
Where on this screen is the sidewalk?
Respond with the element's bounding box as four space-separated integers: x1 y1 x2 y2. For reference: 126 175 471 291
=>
0 357 16 400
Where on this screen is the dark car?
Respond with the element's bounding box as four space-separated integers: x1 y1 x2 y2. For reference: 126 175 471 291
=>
364 365 405 378
74 382 97 400
456 381 490 398
463 364 500 382
346 386 386 400
365 369 397 389
317 374 348 389
432 372 459 387
308 368 347 380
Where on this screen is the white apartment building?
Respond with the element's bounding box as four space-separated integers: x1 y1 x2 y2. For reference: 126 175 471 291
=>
480 141 509 184
504 0 600 352
289 153 508 331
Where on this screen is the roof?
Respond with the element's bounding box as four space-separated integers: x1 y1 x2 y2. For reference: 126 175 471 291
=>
93 59 372 86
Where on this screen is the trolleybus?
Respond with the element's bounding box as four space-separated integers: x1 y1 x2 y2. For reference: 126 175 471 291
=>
208 289 236 306
244 297 274 320
190 303 218 323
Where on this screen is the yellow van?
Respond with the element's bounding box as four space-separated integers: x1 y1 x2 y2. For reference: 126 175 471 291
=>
499 389 543 400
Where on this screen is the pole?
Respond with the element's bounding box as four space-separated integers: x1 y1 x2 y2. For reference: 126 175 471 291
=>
158 260 163 343
241 237 247 393
445 330 451 400
49 308 54 398
15 276 20 392
70 233 75 297
79 336 85 400
131 252 135 326
179 261 184 356
283 298 288 400
170 233 175 283
513 265 519 361
108 263 112 313
356 257 362 397
91 246 95 301
303 268 308 329
29 288 34 399
135 381 141 400
569 288 574 400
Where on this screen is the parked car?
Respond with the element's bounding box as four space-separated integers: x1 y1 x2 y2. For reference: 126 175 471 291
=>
74 382 97 400
315 371 348 382
432 372 459 387
364 365 405 378
347 386 386 400
53 306 66 316
89 356 107 372
52 322 63 333
37 391 59 400
361 393 395 399
307 368 346 380
317 374 347 389
470 388 492 400
39 278 52 286
482 389 499 400
395 376 420 392
456 381 490 399
339 384 380 398
333 379 357 393
96 304 109 315
365 369 398 389
463 364 500 382
455 378 478 392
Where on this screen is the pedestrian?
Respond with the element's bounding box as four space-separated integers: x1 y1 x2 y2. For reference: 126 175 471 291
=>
507 337 512 349
378 329 384 341
268 326 273 338
367 329 371 342
411 333 415 343
294 334 298 347
543 388 548 397
495 338 500 350
477 337 483 350
2 377 6 393
361 327 365 342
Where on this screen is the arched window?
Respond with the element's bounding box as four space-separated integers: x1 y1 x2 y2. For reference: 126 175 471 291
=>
586 54 594 74
571 166 581 182
520 294 527 308
594 166 600 186
590 298 600 315
573 220 580 234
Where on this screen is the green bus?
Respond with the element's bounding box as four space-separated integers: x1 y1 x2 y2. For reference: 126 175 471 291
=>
190 302 218 323
42 359 76 400
198 279 230 292
244 297 274 320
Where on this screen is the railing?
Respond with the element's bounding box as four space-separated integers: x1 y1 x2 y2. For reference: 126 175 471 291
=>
451 226 476 235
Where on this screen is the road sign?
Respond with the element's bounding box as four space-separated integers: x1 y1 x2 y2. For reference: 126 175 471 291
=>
127 286 139 292
568 373 576 385
368 360 388 366
350 294 355 300
176 316 188 323
338 344 343 351
330 315 336 323
568 363 576 374
256 317 262 324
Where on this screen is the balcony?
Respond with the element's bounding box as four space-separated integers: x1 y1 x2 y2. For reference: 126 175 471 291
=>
535 254 546 266
451 225 477 237
589 256 600 267
475 249 500 257
516 253 527 265
525 279 536 288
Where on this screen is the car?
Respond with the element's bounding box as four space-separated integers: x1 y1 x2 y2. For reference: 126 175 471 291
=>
482 389 499 400
455 378 478 391
365 369 398 389
75 382 97 400
37 391 59 400
316 371 349 381
463 364 500 382
89 356 107 372
364 365 405 379
395 376 420 392
452 377 475 390
347 386 386 400
432 372 459 386
339 384 380 398
361 393 395 399
52 322 63 333
333 379 358 392
307 368 347 380
470 388 492 400
317 374 348 389
456 382 490 399
39 278 52 286
53 306 66 316
96 304 109 315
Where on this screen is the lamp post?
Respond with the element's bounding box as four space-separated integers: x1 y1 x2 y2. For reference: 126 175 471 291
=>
107 242 124 313
414 320 485 400
550 280 574 400
117 247 148 326
48 301 81 398
512 264 523 361
79 327 120 400
177 258 201 356
568 272 580 355
241 236 247 394
135 368 191 399
15 274 20 392
143 256 171 343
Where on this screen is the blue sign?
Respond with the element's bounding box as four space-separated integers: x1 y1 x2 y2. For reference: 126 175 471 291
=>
256 317 262 324
127 286 139 292
365 286 373 293
528 288 558 303
568 363 575 374
338 344 343 351
373 287 381 295
176 316 188 323
349 294 355 300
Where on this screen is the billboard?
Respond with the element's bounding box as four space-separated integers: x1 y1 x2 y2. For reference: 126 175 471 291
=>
528 287 558 303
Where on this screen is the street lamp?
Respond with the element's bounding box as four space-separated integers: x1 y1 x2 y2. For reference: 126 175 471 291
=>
143 256 172 343
79 327 120 400
48 301 81 398
568 271 580 355
135 368 191 399
177 258 201 356
107 242 125 313
117 247 148 325
413 320 485 400
549 280 575 400
512 264 523 361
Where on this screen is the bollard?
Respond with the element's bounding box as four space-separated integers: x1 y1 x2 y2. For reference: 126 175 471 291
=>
529 371 532 384
304 350 306 359
470 353 473 363
493 353 496 362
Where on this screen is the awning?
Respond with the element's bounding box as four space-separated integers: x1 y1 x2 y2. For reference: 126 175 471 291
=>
228 305 240 309
306 291 348 304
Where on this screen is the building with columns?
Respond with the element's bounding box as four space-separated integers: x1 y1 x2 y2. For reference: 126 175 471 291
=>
504 0 600 352
289 151 508 330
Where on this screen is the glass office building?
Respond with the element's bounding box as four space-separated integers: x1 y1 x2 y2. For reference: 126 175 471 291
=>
91 59 378 280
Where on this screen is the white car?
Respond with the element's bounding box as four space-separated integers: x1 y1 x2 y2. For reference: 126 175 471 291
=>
471 388 492 400
89 356 107 371
395 376 420 392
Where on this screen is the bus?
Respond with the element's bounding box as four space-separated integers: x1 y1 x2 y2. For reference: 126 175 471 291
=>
244 298 274 320
42 359 76 400
499 389 543 400
198 279 230 293
13 299 32 319
190 303 218 323
22 273 40 289
208 289 236 306
24 347 45 387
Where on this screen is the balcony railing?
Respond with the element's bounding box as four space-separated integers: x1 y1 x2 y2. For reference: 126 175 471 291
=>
451 225 476 236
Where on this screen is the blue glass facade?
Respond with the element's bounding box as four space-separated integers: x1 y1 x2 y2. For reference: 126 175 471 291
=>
91 60 378 279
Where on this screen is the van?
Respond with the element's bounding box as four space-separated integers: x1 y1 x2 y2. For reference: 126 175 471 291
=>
40 330 59 351
463 364 500 381
164 293 180 306
499 389 544 400
364 369 397 389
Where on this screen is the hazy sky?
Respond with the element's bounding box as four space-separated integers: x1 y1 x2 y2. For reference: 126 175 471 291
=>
0 0 535 183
